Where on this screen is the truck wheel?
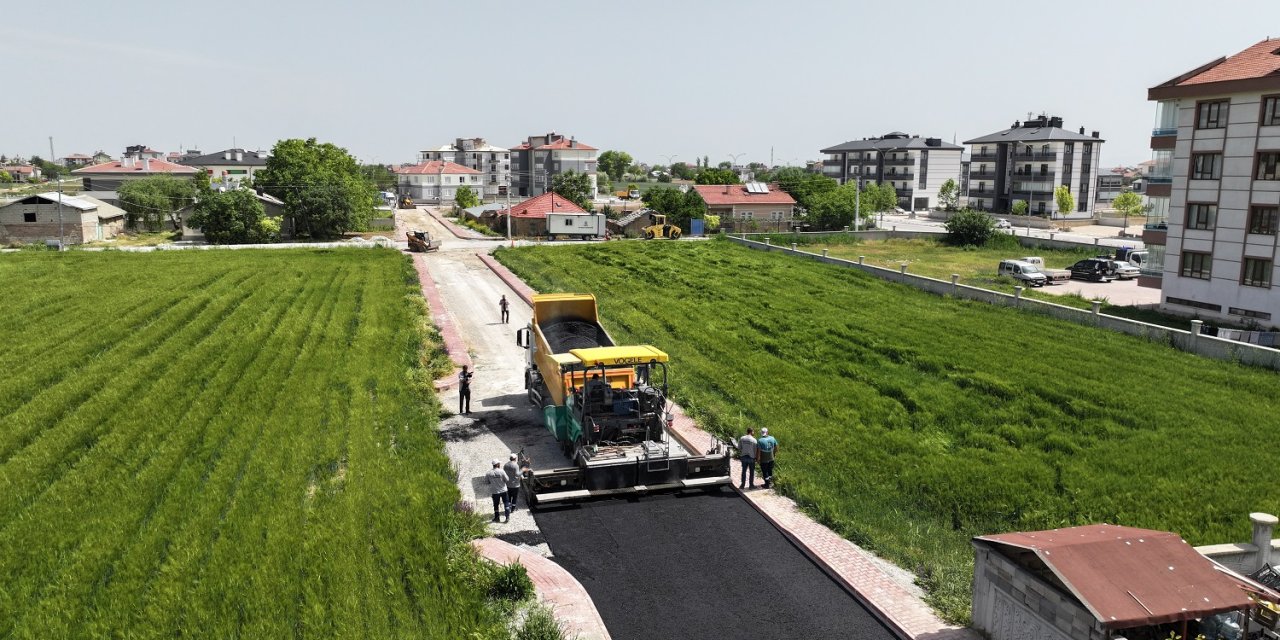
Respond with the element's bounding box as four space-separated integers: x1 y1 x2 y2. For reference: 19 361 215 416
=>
670 228 682 239
644 229 655 240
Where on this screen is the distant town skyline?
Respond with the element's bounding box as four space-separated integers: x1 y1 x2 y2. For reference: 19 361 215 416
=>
5 1 1280 170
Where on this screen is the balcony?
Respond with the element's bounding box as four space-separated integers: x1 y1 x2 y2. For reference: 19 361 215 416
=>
971 152 999 162
883 157 914 166
883 172 914 181
970 170 998 180
1012 170 1056 183
1010 190 1054 202
822 159 842 167
1151 127 1177 137
1012 151 1059 161
1146 175 1173 184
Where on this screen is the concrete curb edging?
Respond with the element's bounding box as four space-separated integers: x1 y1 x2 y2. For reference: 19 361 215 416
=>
472 538 612 640
424 207 491 240
410 253 472 390
477 248 977 640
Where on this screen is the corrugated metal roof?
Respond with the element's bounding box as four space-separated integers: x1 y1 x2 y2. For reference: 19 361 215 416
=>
976 524 1252 629
1 192 101 211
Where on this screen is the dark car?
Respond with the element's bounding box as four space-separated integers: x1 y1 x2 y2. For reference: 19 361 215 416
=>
1069 258 1116 282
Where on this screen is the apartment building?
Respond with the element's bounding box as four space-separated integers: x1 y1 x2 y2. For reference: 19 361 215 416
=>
1143 38 1280 326
820 132 963 210
176 148 269 189
964 116 1104 216
509 132 598 198
393 160 483 203
418 138 510 196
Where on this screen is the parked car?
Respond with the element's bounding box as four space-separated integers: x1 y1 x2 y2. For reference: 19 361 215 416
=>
995 218 1012 229
997 260 1048 287
1069 258 1116 282
1104 259 1141 280
1018 256 1071 284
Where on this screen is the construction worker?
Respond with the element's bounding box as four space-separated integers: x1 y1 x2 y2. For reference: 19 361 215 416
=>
503 453 521 510
485 459 510 522
757 428 778 489
499 295 510 324
458 366 473 414
738 427 758 489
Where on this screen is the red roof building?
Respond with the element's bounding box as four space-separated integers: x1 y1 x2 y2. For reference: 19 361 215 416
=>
71 156 197 191
693 183 797 232
394 160 485 203
393 160 481 175
491 192 587 237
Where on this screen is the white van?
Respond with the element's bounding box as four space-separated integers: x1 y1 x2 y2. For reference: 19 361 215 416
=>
997 260 1048 287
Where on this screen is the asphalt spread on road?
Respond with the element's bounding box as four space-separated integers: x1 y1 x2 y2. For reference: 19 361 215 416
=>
532 489 898 640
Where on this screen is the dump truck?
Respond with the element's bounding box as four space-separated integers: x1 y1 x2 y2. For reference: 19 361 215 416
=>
515 293 730 505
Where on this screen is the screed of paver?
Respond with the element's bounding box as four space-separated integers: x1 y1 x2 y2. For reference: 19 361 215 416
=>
533 491 898 640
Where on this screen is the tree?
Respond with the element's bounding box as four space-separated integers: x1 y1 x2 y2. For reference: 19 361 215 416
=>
118 174 197 231
717 161 732 170
807 183 863 230
944 209 997 246
1011 199 1029 215
657 173 672 183
670 162 695 180
1112 190 1143 226
1054 184 1075 216
454 184 480 210
597 150 632 182
187 188 276 244
360 164 397 191
256 138 375 238
859 182 899 213
0 171 10 183
938 178 960 211
694 168 739 185
641 186 706 230
27 155 61 180
773 167 837 210
551 170 593 210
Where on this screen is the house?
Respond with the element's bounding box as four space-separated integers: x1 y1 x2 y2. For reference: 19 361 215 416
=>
0 165 41 182
965 116 1105 216
72 147 198 191
60 154 95 168
1095 173 1127 207
180 190 290 240
0 192 126 245
394 160 484 203
1141 37 1280 326
510 132 598 198
693 183 796 232
419 138 511 196
176 148 270 189
490 192 586 237
972 524 1255 640
459 203 508 225
820 131 965 210
91 151 113 164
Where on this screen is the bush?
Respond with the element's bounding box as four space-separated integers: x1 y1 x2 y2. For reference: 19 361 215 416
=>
944 209 997 246
516 605 573 640
486 562 534 602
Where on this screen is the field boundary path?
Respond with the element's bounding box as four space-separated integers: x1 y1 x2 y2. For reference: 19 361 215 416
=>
478 249 979 640
410 252 471 389
472 538 612 640
425 207 491 240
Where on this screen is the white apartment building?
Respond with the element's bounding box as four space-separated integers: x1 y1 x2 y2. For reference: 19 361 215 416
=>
820 132 964 211
418 138 510 197
1143 38 1280 326
176 148 270 189
964 116 1104 217
394 160 483 203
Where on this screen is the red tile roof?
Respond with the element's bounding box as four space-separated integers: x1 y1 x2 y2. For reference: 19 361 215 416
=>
71 159 197 174
694 184 796 206
393 160 482 175
1178 38 1280 85
498 192 587 218
1 165 36 175
509 139 597 151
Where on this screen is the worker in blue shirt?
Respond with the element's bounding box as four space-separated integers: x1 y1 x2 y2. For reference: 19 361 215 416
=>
757 428 778 489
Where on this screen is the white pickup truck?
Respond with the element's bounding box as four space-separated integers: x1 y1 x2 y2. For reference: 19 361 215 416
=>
997 260 1048 287
1018 256 1072 284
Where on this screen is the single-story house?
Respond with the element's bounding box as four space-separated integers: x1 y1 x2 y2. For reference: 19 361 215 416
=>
693 182 796 232
180 190 291 241
972 524 1257 640
1 165 41 182
72 153 198 191
0 192 126 245
490 192 586 237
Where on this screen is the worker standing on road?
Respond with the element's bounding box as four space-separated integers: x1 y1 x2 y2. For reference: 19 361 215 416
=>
757 428 778 489
458 366 473 414
738 428 758 489
486 459 510 523
503 453 521 510
499 295 510 324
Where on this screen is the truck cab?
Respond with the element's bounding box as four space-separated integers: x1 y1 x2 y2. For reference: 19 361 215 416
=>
997 260 1048 287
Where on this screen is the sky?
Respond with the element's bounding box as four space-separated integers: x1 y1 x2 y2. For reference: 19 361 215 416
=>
5 1 1280 169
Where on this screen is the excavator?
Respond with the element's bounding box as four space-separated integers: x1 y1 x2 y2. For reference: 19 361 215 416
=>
515 293 730 506
641 212 681 240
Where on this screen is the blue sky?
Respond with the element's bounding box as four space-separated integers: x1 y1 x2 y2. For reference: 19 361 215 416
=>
5 0 1279 168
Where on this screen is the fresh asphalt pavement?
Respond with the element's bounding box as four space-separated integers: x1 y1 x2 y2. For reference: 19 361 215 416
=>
533 490 898 640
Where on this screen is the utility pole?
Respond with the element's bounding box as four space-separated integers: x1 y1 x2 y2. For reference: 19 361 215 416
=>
505 175 513 247
49 136 64 250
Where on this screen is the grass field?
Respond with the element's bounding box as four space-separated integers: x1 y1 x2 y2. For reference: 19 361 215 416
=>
0 249 501 638
495 239 1280 624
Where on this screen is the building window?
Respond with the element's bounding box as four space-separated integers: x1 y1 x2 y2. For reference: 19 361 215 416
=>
742 211 753 220
1186 203 1217 230
1229 306 1272 321
23 212 36 222
1191 153 1222 180
1263 96 1280 126
1180 251 1213 280
1196 100 1229 129
1242 258 1273 287
1249 206 1279 235
1256 152 1280 180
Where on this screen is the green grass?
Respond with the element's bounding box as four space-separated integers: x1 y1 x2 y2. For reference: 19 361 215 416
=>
0 248 503 638
455 215 501 237
495 240 1280 624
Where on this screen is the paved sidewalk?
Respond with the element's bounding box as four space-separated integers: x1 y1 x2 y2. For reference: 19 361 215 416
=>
477 249 979 640
472 538 611 640
410 253 472 389
425 207 491 240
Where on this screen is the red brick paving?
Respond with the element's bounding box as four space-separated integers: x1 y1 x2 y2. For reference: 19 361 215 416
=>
476 249 978 640
472 538 612 640
425 207 489 240
410 253 471 389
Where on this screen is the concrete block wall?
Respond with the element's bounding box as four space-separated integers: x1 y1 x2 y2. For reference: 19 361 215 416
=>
728 237 1280 372
1196 512 1278 574
973 544 1106 640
